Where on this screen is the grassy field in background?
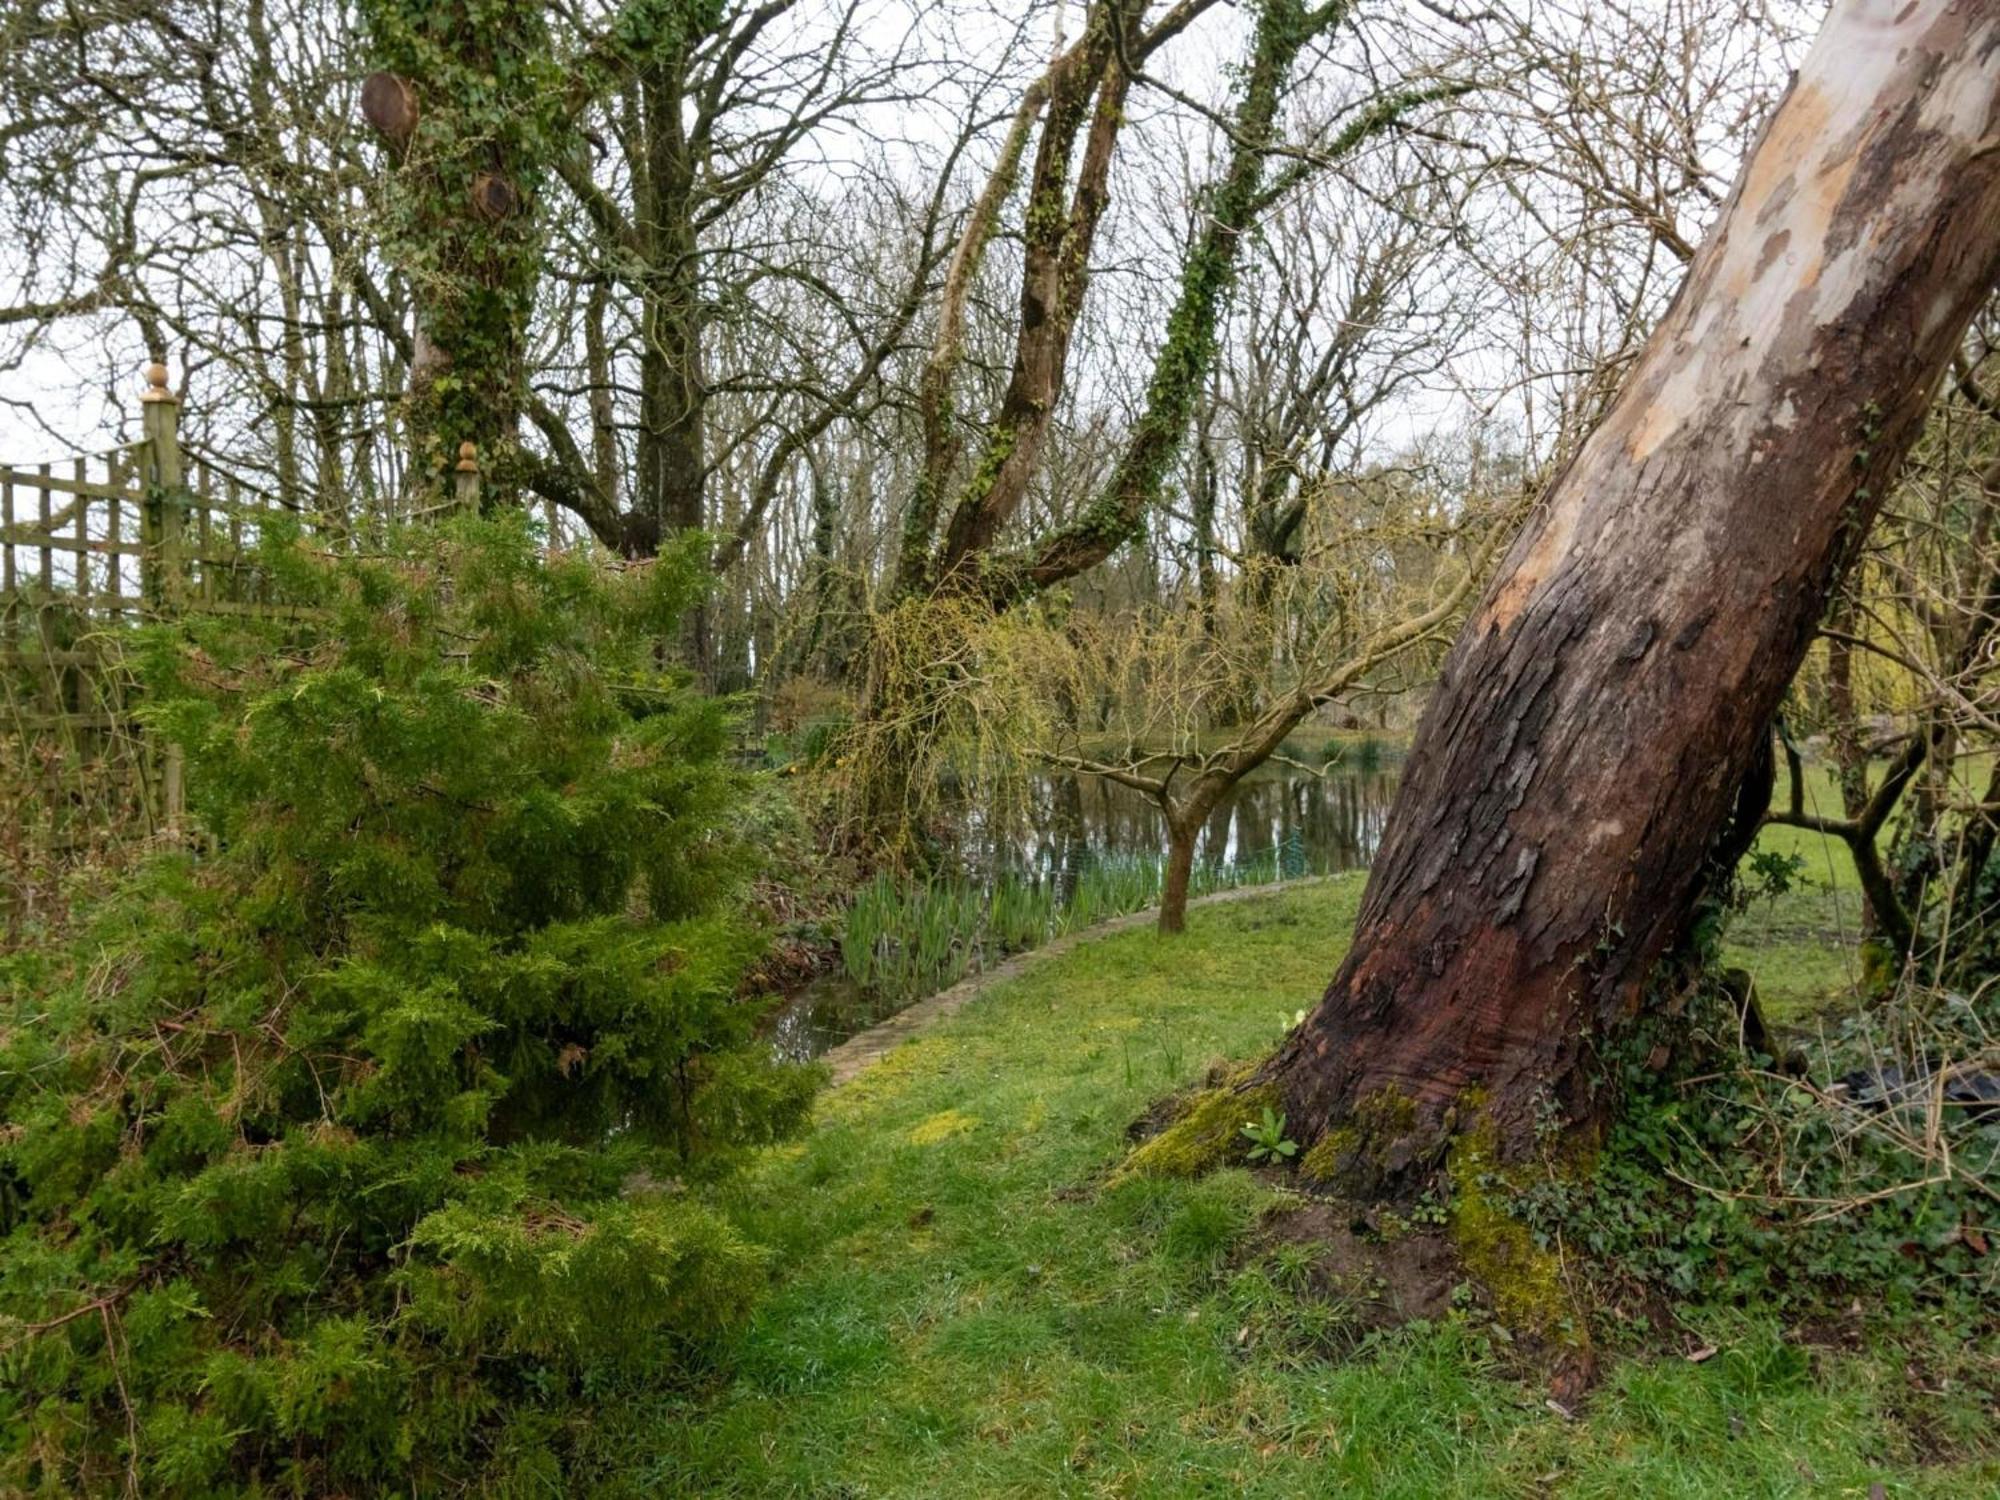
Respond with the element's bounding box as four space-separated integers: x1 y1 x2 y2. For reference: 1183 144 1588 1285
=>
1725 749 1995 1020
1728 756 1871 1023
611 882 1993 1498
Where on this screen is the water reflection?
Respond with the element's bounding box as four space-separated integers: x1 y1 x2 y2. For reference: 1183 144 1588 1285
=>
970 762 1400 894
768 760 1400 1062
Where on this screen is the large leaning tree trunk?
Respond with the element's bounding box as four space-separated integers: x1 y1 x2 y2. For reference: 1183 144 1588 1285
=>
1261 0 2000 1194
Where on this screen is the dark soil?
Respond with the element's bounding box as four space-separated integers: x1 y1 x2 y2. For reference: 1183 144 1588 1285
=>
1247 1193 1601 1407
1253 1198 1464 1328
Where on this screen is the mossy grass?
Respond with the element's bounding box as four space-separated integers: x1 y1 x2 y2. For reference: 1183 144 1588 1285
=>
1447 1108 1580 1347
839 843 1321 1009
601 880 1994 1497
1119 1068 1279 1179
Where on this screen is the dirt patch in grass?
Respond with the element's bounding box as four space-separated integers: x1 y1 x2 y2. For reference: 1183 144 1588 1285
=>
1789 1316 2000 1469
1252 1199 1463 1328
1886 1353 2000 1467
1250 1196 1602 1407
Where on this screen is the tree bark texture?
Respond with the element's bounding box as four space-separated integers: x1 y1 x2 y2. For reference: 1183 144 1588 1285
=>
1262 0 2000 1189
934 2 1137 577
1161 821 1198 936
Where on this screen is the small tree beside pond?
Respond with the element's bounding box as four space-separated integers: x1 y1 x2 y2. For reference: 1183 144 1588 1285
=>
1050 475 1513 932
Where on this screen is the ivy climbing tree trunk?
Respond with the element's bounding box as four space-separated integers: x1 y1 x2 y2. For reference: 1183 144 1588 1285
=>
359 0 560 506
853 0 1431 854
632 61 709 548
955 0 1450 610
1259 0 2000 1192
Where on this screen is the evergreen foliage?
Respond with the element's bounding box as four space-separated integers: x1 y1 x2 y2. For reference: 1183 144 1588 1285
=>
0 517 817 1495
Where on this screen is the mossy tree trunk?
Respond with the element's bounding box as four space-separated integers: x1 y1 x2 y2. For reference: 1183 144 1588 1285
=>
358 0 561 507
853 0 1402 855
1260 0 2000 1194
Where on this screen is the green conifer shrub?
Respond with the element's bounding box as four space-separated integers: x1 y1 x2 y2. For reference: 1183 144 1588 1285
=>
0 517 818 1495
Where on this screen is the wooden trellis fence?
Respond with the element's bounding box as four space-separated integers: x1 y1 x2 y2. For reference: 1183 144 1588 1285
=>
1 362 347 926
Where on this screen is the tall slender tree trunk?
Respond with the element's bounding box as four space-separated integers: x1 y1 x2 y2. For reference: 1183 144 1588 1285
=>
1822 590 1886 935
624 61 718 673
637 275 706 538
1261 0 2000 1192
1824 595 1871 820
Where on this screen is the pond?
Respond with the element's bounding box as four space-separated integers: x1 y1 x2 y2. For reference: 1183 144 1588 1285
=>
767 754 1402 1062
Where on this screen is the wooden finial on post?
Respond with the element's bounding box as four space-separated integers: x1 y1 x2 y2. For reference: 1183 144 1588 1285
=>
139 359 180 485
453 441 481 513
139 357 185 610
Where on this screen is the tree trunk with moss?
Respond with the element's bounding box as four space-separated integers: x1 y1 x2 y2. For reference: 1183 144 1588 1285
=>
358 1 561 505
851 0 1375 853
1260 0 2000 1194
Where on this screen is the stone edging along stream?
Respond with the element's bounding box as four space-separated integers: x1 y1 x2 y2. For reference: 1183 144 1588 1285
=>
819 876 1340 1088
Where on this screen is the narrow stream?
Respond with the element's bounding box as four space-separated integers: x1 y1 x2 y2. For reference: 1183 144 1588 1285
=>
769 758 1401 1062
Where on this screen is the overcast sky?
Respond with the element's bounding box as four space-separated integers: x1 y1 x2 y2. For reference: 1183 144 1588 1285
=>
0 0 1812 472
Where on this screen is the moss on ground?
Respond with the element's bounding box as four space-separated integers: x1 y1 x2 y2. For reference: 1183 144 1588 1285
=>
906 1108 980 1146
1120 1071 1278 1179
1447 1110 1577 1346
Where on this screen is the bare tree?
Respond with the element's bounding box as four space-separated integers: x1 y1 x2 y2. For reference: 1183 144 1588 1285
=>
1053 480 1505 932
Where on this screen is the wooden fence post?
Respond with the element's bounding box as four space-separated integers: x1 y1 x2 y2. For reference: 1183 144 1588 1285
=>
139 360 185 613
137 359 187 830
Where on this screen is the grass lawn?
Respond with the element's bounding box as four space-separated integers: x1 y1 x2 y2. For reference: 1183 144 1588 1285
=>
619 881 1994 1498
1725 840 1868 1025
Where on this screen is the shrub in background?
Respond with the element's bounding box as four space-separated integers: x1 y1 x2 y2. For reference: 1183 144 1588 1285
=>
0 517 818 1495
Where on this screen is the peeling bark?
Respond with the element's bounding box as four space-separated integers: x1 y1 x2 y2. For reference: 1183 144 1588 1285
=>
1262 0 2000 1190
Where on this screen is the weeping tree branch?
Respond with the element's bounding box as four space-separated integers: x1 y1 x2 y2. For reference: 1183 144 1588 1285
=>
1055 517 1504 931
